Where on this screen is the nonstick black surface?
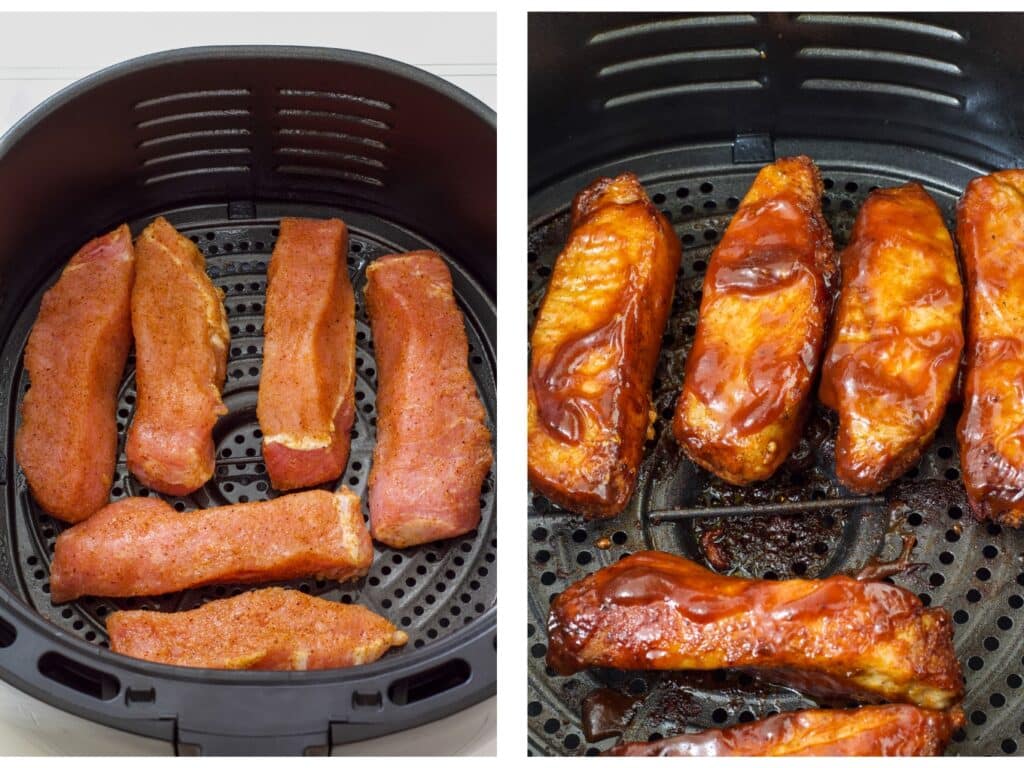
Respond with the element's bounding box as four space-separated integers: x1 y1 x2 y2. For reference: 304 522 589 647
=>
526 139 1023 757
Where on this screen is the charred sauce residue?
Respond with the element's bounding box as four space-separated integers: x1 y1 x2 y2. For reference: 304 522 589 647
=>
581 688 642 741
853 533 924 582
848 477 967 583
690 407 842 578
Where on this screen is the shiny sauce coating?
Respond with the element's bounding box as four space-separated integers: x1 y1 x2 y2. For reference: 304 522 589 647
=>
528 174 681 518
605 704 964 757
820 183 963 493
672 156 836 485
547 551 963 709
957 170 1024 526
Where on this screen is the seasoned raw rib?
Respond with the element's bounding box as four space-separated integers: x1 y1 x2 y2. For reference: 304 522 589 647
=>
125 217 229 495
605 704 964 757
365 252 492 548
108 587 406 670
258 218 355 490
528 173 681 518
15 225 134 522
547 551 963 710
673 156 835 485
820 183 963 494
50 488 372 603
957 170 1024 526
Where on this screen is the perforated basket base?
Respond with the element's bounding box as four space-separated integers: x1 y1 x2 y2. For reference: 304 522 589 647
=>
3 199 496 671
527 139 1020 757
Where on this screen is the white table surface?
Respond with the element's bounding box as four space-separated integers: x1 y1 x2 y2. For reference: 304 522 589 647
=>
0 11 496 756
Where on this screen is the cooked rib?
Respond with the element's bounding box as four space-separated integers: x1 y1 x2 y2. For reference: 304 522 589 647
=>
258 217 355 490
15 225 134 522
673 156 835 485
605 704 964 757
528 173 681 518
365 251 492 548
547 551 963 709
957 170 1024 526
125 217 229 495
108 587 406 670
820 183 963 493
50 488 372 603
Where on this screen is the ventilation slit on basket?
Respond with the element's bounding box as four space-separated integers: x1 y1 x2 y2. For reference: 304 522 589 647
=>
797 47 963 75
278 89 392 112
276 128 387 151
38 652 120 700
794 13 966 42
599 47 764 77
273 147 385 170
141 148 252 167
800 78 963 108
604 79 763 109
275 109 390 131
588 14 758 45
143 166 251 186
387 659 471 705
133 89 251 110
137 128 252 150
274 166 384 186
136 109 251 130
0 616 15 648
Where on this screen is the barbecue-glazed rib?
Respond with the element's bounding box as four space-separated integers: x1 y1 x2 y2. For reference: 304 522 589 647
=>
108 587 406 670
258 218 355 490
547 551 963 709
15 225 134 523
820 183 963 494
528 173 681 518
957 170 1024 526
125 217 229 495
605 704 964 757
673 156 835 485
50 488 372 603
365 251 492 548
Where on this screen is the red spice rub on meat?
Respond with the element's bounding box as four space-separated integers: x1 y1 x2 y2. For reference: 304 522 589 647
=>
258 218 355 491
50 488 373 603
126 217 229 495
365 252 493 548
108 587 406 671
15 224 134 522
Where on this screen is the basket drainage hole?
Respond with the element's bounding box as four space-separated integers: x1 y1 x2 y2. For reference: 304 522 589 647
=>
387 659 470 705
38 651 119 700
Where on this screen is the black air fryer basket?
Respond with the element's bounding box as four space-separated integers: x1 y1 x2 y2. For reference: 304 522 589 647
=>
0 46 495 755
528 13 1024 757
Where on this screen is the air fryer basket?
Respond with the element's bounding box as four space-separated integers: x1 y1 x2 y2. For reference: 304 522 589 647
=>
0 46 495 756
528 13 1024 757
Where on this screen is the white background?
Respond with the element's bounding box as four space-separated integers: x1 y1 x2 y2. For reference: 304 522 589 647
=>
0 11 496 757
0 12 496 135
